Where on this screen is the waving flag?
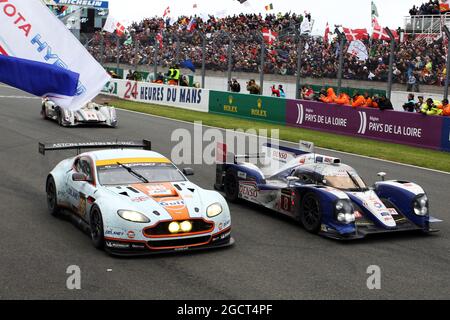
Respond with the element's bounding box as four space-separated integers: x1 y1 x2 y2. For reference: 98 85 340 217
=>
372 26 399 41
187 18 197 32
343 28 369 41
180 59 196 72
262 28 278 45
0 55 79 102
0 0 109 110
324 22 330 43
103 15 126 37
265 3 274 11
163 6 170 18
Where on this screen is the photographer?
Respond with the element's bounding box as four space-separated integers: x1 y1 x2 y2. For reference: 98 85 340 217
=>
246 79 261 95
229 79 241 93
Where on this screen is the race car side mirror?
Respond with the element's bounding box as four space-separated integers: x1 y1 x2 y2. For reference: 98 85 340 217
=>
183 168 194 176
377 172 387 181
72 173 90 182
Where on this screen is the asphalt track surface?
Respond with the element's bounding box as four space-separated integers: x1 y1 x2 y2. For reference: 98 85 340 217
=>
0 85 449 300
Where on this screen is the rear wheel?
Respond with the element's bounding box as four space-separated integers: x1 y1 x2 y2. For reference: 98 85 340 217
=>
46 176 60 217
300 193 322 233
56 109 63 126
224 170 239 202
90 206 105 250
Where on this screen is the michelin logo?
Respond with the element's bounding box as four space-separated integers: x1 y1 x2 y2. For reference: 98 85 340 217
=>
54 0 109 9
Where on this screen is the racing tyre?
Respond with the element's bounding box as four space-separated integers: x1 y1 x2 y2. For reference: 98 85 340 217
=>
300 192 322 233
41 105 47 120
90 206 105 250
46 176 60 217
56 109 63 126
224 170 239 202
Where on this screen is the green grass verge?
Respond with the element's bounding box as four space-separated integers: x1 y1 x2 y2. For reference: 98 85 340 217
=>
109 98 450 173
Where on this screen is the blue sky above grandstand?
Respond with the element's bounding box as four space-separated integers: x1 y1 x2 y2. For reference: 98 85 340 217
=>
108 0 419 34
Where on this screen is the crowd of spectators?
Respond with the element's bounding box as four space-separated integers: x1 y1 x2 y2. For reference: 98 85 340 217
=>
300 86 395 110
86 11 449 88
409 0 447 15
403 93 450 115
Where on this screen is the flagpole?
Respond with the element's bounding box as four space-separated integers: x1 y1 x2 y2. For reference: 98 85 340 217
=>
385 28 396 100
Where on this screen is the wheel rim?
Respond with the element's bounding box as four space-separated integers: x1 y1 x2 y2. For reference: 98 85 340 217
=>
91 210 102 240
47 182 56 211
303 196 320 228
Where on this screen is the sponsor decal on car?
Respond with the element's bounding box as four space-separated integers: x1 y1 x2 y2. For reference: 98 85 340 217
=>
239 182 258 200
127 231 136 239
237 171 247 179
105 227 125 237
387 208 398 215
131 196 150 203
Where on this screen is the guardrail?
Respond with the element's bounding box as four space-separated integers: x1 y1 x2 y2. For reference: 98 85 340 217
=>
101 79 450 152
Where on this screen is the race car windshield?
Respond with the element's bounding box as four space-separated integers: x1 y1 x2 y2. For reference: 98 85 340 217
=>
324 174 367 191
97 163 186 186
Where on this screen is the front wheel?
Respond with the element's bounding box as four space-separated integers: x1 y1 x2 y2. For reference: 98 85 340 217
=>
224 170 239 202
89 206 105 250
46 176 60 217
41 105 48 119
300 192 322 234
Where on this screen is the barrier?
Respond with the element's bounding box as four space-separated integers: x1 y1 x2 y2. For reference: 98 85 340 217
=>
441 117 450 152
209 91 286 124
100 79 450 152
286 100 444 150
101 79 209 112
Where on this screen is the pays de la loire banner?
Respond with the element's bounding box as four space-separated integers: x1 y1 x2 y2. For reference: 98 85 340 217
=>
286 100 444 150
102 79 209 113
0 0 109 109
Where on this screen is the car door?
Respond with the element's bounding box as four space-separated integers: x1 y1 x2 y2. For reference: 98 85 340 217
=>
67 157 97 221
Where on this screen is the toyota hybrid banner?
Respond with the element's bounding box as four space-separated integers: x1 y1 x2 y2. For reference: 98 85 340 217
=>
0 0 110 109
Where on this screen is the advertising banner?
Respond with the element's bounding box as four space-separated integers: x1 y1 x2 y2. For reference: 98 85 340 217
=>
441 117 450 152
286 100 444 150
52 0 109 9
102 79 209 112
209 91 286 124
0 0 110 109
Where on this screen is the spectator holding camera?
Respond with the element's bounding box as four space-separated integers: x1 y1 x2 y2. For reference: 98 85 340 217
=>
229 79 241 93
246 79 261 95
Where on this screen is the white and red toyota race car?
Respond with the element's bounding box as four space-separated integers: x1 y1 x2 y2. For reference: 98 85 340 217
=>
39 140 233 256
41 99 118 127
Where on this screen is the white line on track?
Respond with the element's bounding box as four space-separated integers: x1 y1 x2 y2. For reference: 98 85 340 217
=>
117 107 450 176
0 95 40 99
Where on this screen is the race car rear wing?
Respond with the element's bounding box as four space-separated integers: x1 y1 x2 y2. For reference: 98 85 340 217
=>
38 140 152 155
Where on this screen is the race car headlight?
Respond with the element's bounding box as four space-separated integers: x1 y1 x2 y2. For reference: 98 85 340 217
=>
335 200 355 224
180 220 193 232
117 210 150 223
413 194 429 216
207 203 223 218
168 221 181 233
